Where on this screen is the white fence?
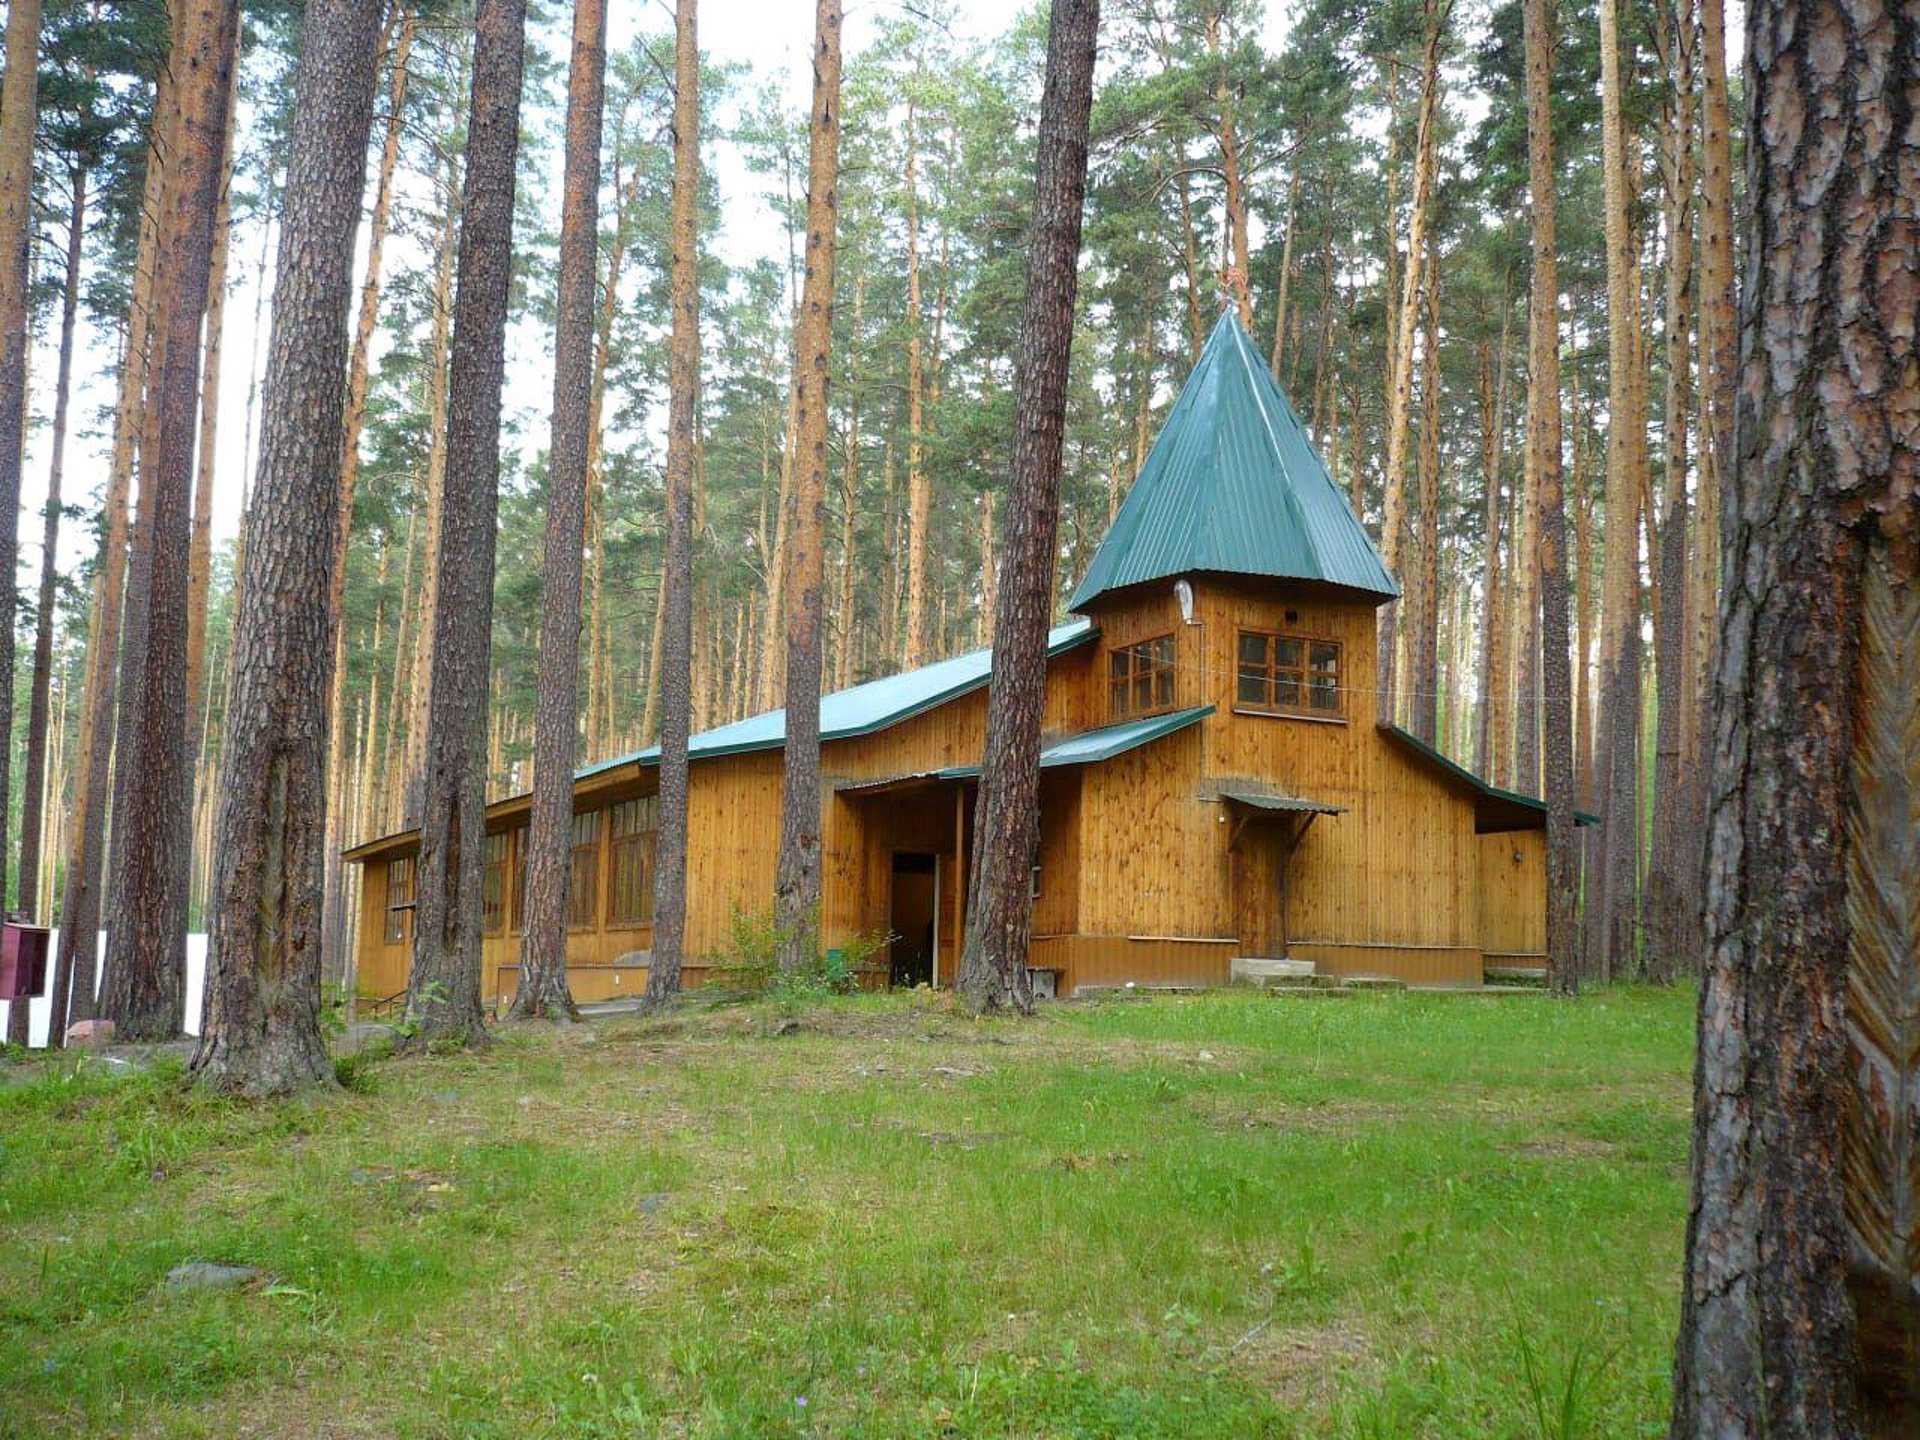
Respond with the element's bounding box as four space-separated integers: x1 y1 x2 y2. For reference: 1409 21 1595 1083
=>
0 933 208 1048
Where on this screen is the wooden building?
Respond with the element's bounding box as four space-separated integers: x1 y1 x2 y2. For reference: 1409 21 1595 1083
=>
345 313 1572 1004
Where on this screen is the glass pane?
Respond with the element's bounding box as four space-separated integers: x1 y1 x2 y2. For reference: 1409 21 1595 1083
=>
1110 650 1129 679
1155 669 1174 706
1310 641 1339 673
1237 669 1267 706
1152 636 1175 665
1275 676 1300 707
1110 680 1128 715
1238 632 1267 666
1311 677 1338 711
1275 637 1303 670
1134 673 1153 710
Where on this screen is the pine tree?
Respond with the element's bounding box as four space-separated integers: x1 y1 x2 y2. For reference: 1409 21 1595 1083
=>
956 0 1100 1015
514 0 606 1021
193 0 383 1095
1670 0 1918 1427
772 0 843 971
406 0 530 1049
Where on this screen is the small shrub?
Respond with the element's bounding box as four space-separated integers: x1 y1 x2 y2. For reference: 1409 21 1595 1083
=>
707 903 889 999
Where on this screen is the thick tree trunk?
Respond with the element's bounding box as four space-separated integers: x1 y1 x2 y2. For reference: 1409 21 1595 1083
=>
645 0 700 1003
103 0 243 1042
405 0 528 1049
18 162 88 928
772 0 842 972
192 0 381 1095
1375 0 1448 725
956 0 1098 1015
1523 0 1580 998
513 0 604 1021
1670 0 1918 1426
1591 0 1649 982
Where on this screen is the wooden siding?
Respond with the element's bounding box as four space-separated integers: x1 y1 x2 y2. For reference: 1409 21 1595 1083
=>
1478 828 1546 958
350 575 1544 996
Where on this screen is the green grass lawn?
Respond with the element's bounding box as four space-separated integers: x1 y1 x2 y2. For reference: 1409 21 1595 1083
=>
0 986 1695 1438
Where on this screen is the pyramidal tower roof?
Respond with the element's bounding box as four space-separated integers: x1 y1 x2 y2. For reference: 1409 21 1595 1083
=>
1069 310 1399 613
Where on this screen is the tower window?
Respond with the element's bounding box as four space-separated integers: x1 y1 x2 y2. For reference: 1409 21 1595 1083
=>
1236 630 1342 718
1109 634 1176 719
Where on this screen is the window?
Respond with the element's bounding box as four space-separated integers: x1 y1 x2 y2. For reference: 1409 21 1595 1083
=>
481 833 509 935
1108 634 1176 719
510 824 528 931
569 810 601 930
1236 630 1342 718
609 797 658 926
384 856 414 944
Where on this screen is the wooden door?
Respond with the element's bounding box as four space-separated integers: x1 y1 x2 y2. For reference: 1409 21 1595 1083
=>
1232 825 1285 958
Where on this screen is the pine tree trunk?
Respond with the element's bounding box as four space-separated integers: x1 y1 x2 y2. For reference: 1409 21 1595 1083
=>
1474 312 1510 780
1645 0 1696 985
1203 10 1251 326
48 154 160 1045
645 0 701 1003
321 6 413 987
513 0 604 1021
956 0 1098 1015
1410 249 1443 745
1375 0 1448 725
1176 169 1204 364
103 0 243 1042
1523 0 1580 997
903 99 931 670
18 161 88 925
771 0 842 971
833 275 864 691
1591 0 1649 982
1270 173 1298 379
184 55 240 724
192 0 381 1094
405 0 528 1049
1670 0 1918 1424
0 0 43 925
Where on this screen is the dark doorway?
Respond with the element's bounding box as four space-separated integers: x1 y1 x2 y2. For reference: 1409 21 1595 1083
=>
889 852 938 988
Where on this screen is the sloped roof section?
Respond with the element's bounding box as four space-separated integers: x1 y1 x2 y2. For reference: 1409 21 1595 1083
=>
1379 724 1599 833
1216 787 1347 817
1068 310 1398 612
935 705 1212 780
574 617 1097 775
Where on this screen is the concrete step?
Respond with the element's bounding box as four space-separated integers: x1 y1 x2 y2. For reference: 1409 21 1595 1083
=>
1341 975 1409 992
1229 956 1317 988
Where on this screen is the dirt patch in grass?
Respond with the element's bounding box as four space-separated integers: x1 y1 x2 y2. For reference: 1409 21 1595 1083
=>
1232 1319 1374 1408
1188 1092 1408 1135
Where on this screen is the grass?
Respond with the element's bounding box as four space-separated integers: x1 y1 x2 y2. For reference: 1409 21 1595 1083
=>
0 985 1695 1438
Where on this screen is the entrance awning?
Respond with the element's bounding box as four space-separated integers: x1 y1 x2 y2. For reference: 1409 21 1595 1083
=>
1216 787 1347 818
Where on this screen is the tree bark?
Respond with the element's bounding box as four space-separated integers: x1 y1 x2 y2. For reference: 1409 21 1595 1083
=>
513 0 605 1021
1670 0 1919 1426
0 0 43 923
773 0 842 971
406 0 528 1048
956 0 1098 1015
1591 0 1649 982
322 6 413 988
1523 0 1580 998
1645 0 1696 984
18 161 88 927
193 0 381 1095
833 274 864 691
903 96 931 670
1410 247 1443 745
645 0 701 1003
103 0 242 1042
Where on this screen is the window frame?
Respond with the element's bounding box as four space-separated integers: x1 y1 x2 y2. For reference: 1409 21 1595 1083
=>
568 810 602 932
1234 628 1345 721
1107 633 1178 721
608 796 658 928
384 855 414 945
509 824 529 933
481 832 509 936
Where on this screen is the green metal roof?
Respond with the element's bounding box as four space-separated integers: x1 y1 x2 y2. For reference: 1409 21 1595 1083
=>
935 705 1213 780
569 617 1098 778
1216 787 1347 817
1378 724 1599 832
1068 311 1398 612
